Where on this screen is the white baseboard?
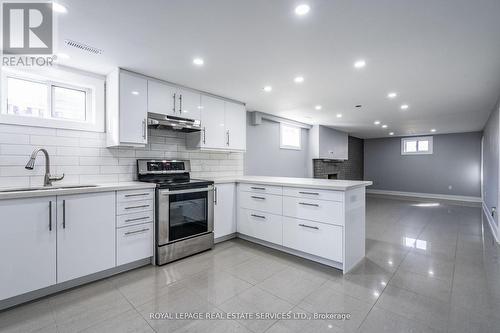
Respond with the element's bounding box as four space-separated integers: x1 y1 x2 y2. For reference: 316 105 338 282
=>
482 203 500 244
366 189 482 203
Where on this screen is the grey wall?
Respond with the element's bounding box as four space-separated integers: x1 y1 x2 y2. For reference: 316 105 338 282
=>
482 102 499 227
244 114 309 177
313 136 364 180
364 132 482 197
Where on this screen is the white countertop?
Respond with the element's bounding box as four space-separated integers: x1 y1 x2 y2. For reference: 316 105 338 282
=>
0 182 157 200
208 176 372 191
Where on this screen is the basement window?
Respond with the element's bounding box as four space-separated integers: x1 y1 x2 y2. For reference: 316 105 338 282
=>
280 123 301 150
401 136 433 155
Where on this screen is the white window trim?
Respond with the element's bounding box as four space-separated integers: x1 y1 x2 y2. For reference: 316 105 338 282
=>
0 66 105 132
280 123 302 150
401 136 433 155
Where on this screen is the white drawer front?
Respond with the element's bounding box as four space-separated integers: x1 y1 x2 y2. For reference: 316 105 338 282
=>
283 196 343 226
238 183 283 195
283 217 343 262
117 223 153 266
117 200 154 215
238 191 282 215
237 209 282 245
117 210 154 228
282 187 344 202
117 189 154 203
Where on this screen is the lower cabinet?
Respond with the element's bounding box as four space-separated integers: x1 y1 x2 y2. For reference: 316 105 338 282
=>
283 217 343 262
0 196 57 300
117 223 154 266
57 192 116 283
214 183 236 239
238 208 283 245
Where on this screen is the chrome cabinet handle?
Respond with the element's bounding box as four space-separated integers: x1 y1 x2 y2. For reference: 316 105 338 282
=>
214 187 218 205
251 214 266 219
299 223 319 230
125 204 150 210
179 94 183 113
299 191 319 195
142 119 147 139
173 93 176 113
125 193 149 198
299 202 319 207
250 187 266 190
124 228 149 236
251 196 266 200
124 216 150 223
49 201 52 231
203 127 206 144
62 199 66 229
226 130 230 146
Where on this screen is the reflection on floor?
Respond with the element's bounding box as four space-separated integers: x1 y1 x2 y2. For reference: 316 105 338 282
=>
1 196 499 332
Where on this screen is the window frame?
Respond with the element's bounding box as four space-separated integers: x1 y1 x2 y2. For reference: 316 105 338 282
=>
0 67 104 132
280 123 302 150
401 136 433 155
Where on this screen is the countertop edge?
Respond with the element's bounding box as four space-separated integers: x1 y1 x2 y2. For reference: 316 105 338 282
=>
211 177 373 191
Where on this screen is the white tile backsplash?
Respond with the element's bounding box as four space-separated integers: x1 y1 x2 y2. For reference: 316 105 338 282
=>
0 124 244 188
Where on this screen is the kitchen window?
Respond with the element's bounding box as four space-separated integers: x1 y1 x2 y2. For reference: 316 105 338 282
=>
401 136 433 155
280 123 301 150
0 67 105 132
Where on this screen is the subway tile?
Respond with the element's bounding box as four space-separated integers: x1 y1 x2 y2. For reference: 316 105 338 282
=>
31 135 79 147
0 133 30 145
0 176 30 188
1 144 55 156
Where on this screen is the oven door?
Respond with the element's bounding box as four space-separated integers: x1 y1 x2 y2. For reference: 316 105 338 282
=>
157 186 214 246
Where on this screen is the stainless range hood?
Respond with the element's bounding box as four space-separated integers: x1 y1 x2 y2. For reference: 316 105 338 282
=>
147 112 201 133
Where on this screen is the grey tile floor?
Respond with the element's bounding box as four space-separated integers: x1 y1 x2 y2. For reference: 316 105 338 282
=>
1 196 500 332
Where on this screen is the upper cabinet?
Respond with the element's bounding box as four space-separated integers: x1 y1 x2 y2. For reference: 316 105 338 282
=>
147 80 201 121
107 69 148 147
186 96 247 151
309 125 348 160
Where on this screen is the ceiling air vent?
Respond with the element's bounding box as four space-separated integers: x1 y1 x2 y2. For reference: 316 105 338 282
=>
64 39 102 55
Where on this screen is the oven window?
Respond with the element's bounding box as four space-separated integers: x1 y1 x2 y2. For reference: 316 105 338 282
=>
169 191 208 241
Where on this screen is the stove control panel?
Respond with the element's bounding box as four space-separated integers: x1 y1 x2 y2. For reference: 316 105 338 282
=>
137 159 190 175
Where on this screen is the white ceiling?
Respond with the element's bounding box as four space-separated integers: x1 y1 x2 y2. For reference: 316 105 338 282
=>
56 0 500 138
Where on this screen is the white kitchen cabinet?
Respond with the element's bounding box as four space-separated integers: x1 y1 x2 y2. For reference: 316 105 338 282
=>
238 208 283 245
106 69 148 147
57 192 116 283
214 183 236 239
178 89 201 121
224 102 246 151
116 223 153 266
148 79 177 116
188 94 226 149
0 197 56 301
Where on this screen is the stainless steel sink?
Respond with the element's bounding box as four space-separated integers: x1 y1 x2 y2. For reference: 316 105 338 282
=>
0 185 99 193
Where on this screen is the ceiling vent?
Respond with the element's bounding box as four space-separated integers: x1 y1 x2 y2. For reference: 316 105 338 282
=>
64 39 102 55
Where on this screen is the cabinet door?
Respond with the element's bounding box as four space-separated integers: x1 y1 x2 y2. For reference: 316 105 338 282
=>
57 192 116 283
200 95 226 149
214 183 236 239
224 102 247 151
0 197 56 300
179 89 201 121
148 80 177 116
119 71 148 145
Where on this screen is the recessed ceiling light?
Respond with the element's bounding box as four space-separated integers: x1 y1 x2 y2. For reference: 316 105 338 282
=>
374 120 381 125
382 124 388 128
389 132 394 136
294 76 304 84
430 128 436 132
387 92 397 99
354 60 366 69
400 104 409 110
52 2 67 13
131 91 139 95
314 105 322 110
193 57 204 66
294 4 310 16
336 113 342 118
263 85 272 92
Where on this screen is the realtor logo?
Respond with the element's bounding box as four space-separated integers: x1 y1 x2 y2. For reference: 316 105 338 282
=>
2 2 53 54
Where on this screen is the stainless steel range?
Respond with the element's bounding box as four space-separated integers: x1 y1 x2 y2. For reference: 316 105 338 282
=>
137 159 214 265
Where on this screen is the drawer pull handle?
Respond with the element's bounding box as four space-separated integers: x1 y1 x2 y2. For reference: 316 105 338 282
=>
124 228 150 236
251 196 266 200
125 193 149 198
250 187 266 190
251 214 266 219
299 191 319 195
299 202 319 207
125 205 150 210
125 216 150 223
299 224 319 230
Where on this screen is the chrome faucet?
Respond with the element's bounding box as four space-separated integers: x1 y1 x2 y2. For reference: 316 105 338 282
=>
25 148 64 186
